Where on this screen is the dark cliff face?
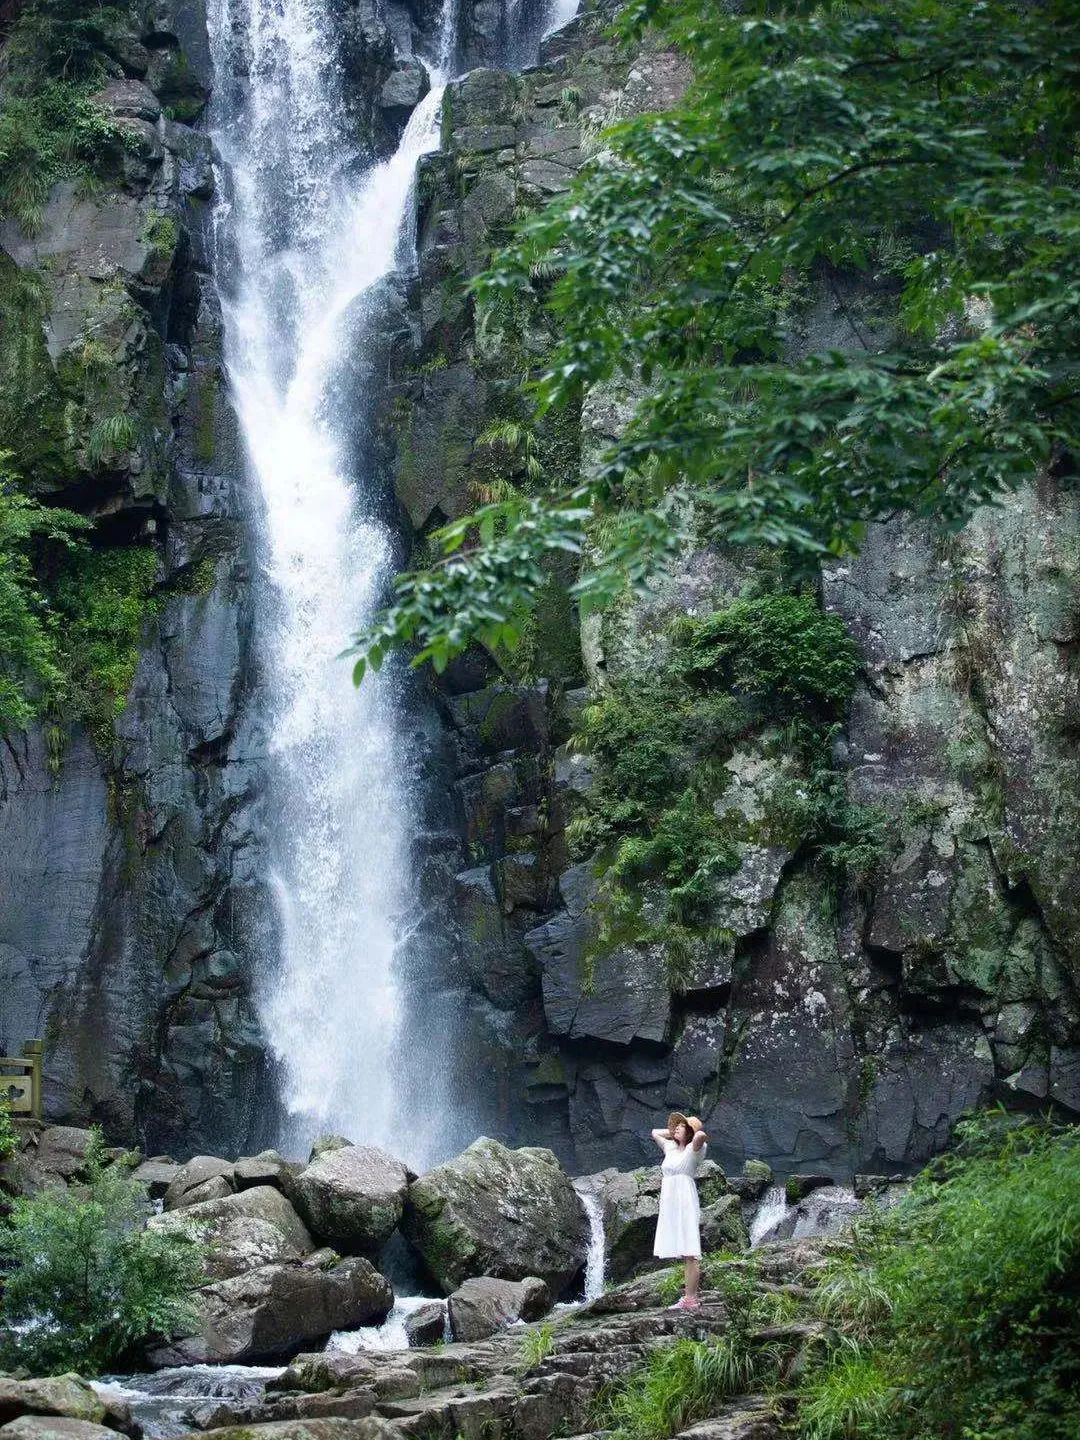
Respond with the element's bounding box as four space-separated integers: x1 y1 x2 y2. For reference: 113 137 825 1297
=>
1 0 1076 1172
0 0 275 1155
384 5 1080 1176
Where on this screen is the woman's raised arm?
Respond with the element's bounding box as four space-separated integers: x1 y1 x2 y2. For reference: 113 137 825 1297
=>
651 1127 671 1151
691 1128 709 1152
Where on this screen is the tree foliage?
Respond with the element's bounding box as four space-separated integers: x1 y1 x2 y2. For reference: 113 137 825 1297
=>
0 1102 18 1162
0 1130 204 1375
352 0 1079 679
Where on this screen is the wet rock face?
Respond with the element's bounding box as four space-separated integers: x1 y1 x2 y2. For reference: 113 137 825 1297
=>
389 4 1080 1179
0 0 274 1157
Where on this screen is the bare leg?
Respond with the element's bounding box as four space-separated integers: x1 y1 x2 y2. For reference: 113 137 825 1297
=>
684 1256 701 1301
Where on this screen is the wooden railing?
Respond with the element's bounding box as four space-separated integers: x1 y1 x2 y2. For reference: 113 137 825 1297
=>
1 1040 43 1121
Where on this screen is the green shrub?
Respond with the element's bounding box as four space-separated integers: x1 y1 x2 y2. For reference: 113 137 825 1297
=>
600 1333 785 1440
0 2 129 231
50 544 159 746
5 0 133 83
516 1319 555 1372
799 1351 892 1440
798 1117 1080 1440
675 595 859 713
0 457 89 731
0 1130 204 1374
608 790 741 921
0 1102 18 1162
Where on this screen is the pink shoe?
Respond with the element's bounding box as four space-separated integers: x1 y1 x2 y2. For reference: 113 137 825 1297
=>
667 1296 700 1311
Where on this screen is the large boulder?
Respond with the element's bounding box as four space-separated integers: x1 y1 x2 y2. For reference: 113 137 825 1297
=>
287 1145 409 1254
148 1185 313 1280
29 1128 96 1182
404 1302 447 1347
131 1156 180 1199
700 1193 750 1253
447 1276 552 1342
402 1138 587 1295
729 1159 773 1203
192 1422 400 1440
147 1254 393 1365
235 1151 297 1192
163 1156 236 1210
0 1378 130 1434
0 1421 119 1440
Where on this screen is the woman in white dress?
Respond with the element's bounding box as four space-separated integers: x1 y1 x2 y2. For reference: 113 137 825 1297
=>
651 1111 709 1310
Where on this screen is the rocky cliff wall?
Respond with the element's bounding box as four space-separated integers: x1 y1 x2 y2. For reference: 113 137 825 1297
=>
0 0 278 1156
1 0 1076 1175
387 3 1080 1176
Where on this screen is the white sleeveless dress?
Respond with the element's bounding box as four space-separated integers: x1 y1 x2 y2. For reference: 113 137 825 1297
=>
653 1139 706 1258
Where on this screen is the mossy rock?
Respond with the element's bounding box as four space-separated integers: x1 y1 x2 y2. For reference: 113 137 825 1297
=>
402 1137 587 1296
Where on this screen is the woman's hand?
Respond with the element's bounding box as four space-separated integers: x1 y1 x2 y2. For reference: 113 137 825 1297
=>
651 1127 672 1150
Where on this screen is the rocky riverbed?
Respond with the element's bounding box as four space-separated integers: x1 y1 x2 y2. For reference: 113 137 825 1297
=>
0 1120 905 1440
2 1236 841 1440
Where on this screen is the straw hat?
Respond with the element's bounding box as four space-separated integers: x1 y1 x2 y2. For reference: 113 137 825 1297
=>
687 1115 704 1133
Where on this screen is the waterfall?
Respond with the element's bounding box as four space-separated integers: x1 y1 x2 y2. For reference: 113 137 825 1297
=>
575 1184 607 1301
749 1186 789 1246
206 0 578 1168
543 0 582 36
206 0 453 1164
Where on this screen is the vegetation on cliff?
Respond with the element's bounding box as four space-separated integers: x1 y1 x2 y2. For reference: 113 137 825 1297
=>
0 1130 204 1374
353 0 1079 678
0 453 159 742
0 3 164 743
0 0 130 231
566 592 886 967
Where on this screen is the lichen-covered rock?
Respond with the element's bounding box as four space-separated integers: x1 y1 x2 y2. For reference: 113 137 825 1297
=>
0 1420 119 1440
234 1150 297 1191
190 1421 400 1440
147 1255 393 1366
27 1127 95 1181
287 1145 409 1255
785 1174 833 1205
700 1193 750 1253
525 866 671 1047
148 1185 313 1280
403 1138 587 1295
0 1379 116 1431
163 1155 237 1211
730 1160 773 1203
447 1275 552 1341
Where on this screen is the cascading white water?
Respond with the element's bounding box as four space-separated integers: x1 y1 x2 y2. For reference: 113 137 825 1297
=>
576 1185 607 1301
207 0 453 1162
207 0 579 1168
543 0 582 36
749 1185 789 1246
